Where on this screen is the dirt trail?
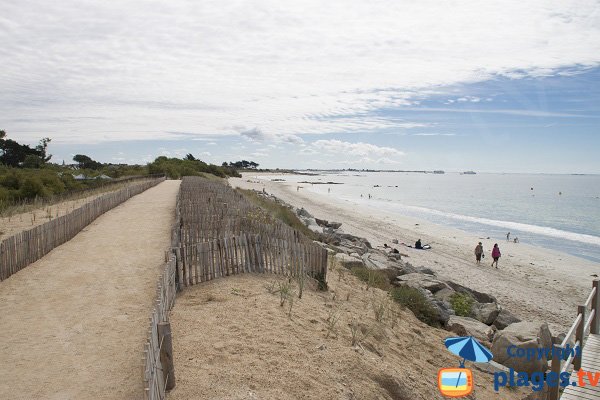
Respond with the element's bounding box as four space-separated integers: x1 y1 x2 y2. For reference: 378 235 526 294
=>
0 180 180 400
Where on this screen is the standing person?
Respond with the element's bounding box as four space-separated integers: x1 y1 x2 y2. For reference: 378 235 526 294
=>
491 243 501 268
506 232 510 241
474 242 483 265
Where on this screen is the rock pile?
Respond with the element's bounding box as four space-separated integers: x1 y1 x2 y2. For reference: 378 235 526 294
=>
293 202 562 375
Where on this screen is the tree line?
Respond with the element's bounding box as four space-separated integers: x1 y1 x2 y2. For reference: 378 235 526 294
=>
1 131 259 207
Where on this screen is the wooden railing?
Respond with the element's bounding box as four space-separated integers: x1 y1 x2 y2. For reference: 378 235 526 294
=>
547 279 599 399
0 177 165 281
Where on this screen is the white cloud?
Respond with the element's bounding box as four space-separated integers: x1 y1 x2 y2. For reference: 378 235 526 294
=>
311 140 405 160
1 0 599 143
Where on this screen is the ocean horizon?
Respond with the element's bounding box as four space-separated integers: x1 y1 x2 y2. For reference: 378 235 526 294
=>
252 171 600 263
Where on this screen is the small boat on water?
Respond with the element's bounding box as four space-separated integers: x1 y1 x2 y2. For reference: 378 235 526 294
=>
461 171 476 175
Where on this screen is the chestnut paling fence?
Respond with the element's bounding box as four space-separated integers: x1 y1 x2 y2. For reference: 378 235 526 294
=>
0 176 166 281
142 176 328 400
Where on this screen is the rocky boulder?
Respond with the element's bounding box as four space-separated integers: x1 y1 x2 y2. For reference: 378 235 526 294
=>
502 321 553 350
492 308 521 330
297 207 313 218
446 316 496 343
491 321 553 375
446 281 497 304
472 302 500 325
334 253 364 269
362 252 395 270
394 273 450 294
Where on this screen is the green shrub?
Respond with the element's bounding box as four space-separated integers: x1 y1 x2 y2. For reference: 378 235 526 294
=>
350 266 390 291
450 292 474 317
389 286 440 327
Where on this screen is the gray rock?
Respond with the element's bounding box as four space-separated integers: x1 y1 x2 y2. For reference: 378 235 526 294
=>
446 316 496 343
315 218 329 227
472 302 500 325
334 253 364 269
362 252 393 270
297 207 313 218
434 287 455 304
329 221 342 229
308 224 324 234
446 281 497 304
492 308 521 330
394 273 449 293
502 321 553 350
417 266 436 276
392 239 399 244
395 263 418 276
491 330 548 375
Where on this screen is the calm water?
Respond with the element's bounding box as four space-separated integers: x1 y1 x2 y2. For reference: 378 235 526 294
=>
256 171 600 263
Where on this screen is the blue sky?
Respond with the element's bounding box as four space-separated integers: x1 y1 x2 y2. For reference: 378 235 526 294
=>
1 0 599 173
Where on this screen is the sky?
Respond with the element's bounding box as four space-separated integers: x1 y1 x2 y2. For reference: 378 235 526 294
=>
1 0 599 173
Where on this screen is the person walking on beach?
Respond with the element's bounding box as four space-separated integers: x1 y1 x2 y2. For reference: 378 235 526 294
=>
474 242 483 265
506 232 510 241
491 243 501 268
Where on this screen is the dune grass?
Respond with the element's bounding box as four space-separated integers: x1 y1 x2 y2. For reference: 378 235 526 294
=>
236 188 317 240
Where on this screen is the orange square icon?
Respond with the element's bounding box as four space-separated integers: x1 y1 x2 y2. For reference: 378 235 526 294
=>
438 368 473 398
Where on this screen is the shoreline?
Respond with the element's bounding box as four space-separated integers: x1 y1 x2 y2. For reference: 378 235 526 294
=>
230 173 600 334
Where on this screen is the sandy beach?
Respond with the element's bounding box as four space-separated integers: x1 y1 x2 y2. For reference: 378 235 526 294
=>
230 174 600 334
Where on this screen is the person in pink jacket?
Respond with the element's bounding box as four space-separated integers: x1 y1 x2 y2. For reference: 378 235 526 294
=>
491 243 501 268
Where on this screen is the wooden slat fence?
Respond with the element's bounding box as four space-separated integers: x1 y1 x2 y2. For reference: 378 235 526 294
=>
142 192 181 400
141 176 327 400
142 253 177 400
0 177 165 281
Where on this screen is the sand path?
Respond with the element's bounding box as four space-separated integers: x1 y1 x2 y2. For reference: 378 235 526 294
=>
0 180 180 400
231 176 600 334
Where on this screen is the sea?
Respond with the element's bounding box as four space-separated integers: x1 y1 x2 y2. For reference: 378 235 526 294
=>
254 171 600 263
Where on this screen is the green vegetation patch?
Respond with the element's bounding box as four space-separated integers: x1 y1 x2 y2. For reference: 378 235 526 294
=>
389 286 440 327
449 292 475 317
148 156 240 179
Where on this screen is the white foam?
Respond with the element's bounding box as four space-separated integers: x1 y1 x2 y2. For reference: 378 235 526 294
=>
385 202 600 246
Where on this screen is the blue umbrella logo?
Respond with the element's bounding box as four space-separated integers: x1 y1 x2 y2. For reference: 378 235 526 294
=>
445 336 493 367
443 336 493 391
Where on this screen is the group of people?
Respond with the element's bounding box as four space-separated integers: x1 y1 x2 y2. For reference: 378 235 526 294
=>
474 241 502 268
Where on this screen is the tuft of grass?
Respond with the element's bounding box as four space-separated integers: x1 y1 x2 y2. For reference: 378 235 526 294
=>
349 318 372 347
236 188 317 239
389 286 440 327
371 296 389 323
325 309 340 338
350 266 390 291
278 279 295 306
450 292 475 317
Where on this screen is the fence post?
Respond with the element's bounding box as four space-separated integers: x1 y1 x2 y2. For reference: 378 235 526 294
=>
574 305 586 371
592 279 600 334
158 322 176 391
547 344 562 400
